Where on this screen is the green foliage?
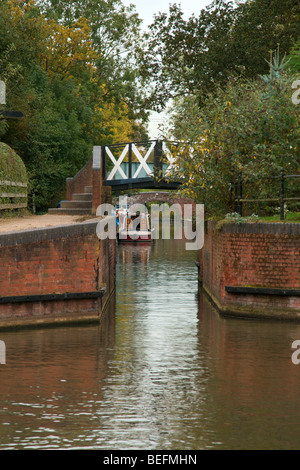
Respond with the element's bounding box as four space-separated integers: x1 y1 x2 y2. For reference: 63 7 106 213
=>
230 0 299 80
165 69 300 216
37 0 149 128
259 48 291 83
0 142 27 183
288 39 300 72
0 0 148 211
138 0 300 109
0 0 298 213
0 142 28 210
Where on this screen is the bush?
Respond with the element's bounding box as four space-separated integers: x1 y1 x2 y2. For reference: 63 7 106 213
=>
167 68 300 216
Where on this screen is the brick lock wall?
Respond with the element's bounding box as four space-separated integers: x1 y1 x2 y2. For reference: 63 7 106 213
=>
201 221 300 320
0 218 116 328
66 154 111 213
66 157 93 200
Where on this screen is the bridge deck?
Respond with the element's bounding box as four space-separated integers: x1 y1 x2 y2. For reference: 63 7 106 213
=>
103 177 181 191
101 140 183 191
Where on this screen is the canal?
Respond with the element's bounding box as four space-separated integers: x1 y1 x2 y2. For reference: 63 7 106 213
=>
1 236 300 450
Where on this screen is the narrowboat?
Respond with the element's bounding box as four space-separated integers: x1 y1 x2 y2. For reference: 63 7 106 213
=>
117 208 154 242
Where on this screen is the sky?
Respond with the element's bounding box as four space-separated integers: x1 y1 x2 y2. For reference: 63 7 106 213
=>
123 0 214 27
122 0 215 138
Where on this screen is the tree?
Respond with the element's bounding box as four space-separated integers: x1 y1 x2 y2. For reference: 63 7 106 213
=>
138 1 238 110
138 0 300 110
37 0 148 127
231 0 300 80
0 0 148 210
0 1 94 208
164 66 300 216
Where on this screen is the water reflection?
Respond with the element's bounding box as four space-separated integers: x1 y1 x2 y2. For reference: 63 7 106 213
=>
118 242 151 266
197 293 300 449
0 299 116 449
0 238 300 449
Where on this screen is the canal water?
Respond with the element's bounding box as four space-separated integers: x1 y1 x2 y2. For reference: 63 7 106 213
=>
1 237 300 450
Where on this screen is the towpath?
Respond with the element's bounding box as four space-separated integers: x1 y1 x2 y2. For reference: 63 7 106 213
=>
0 214 94 233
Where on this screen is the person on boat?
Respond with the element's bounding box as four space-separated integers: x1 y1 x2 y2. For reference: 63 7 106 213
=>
130 211 141 231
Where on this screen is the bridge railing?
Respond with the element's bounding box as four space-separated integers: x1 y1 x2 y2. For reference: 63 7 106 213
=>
102 140 180 184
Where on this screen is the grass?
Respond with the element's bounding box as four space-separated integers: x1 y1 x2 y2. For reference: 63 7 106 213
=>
256 212 300 223
214 211 300 230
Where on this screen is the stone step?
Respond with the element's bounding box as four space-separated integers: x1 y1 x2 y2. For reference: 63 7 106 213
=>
48 208 92 215
72 193 92 202
84 186 93 194
60 200 92 209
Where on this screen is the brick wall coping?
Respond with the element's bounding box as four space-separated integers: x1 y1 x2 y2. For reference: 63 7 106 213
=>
209 220 300 235
0 217 111 248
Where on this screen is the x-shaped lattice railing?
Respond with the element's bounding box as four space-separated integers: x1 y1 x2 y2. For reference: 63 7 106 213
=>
106 145 129 180
104 140 180 182
132 142 155 179
106 142 156 181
